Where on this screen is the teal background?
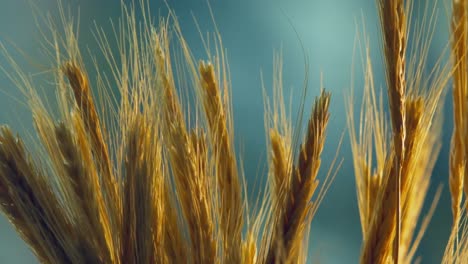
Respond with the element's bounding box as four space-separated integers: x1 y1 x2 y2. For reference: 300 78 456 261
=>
0 0 453 263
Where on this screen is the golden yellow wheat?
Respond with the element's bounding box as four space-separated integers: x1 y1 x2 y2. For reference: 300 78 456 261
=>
1 0 468 263
0 1 335 264
348 0 466 263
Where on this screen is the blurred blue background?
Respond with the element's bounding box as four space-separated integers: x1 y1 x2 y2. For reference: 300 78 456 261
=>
0 0 453 263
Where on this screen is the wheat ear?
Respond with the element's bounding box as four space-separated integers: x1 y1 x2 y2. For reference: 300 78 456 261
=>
0 127 77 263
379 0 408 261
63 62 120 231
450 0 467 235
199 61 244 263
265 90 330 263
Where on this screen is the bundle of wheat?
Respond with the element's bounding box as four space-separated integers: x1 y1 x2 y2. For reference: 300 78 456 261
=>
4 0 468 263
0 1 335 263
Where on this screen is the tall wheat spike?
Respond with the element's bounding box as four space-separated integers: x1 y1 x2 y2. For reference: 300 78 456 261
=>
349 0 452 263
0 1 336 263
445 0 468 260
450 0 468 237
